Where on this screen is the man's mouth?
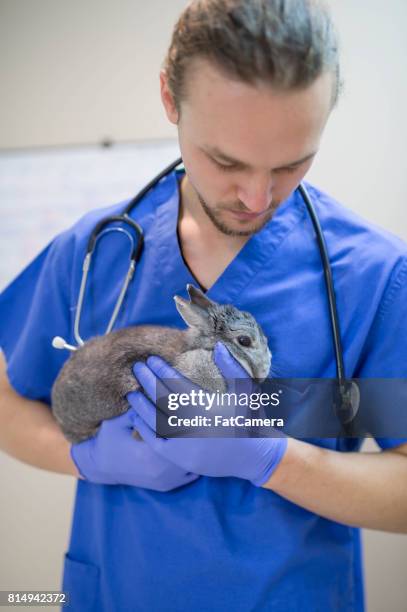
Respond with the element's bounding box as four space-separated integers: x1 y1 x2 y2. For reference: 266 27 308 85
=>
229 209 270 221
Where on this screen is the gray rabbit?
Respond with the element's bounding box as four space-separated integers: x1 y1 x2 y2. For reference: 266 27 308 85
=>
51 284 271 443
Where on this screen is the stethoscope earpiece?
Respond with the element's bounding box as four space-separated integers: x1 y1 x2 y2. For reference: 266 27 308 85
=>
52 336 77 352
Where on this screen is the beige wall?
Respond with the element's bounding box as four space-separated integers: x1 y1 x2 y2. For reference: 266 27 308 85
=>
0 0 185 148
0 2 406 611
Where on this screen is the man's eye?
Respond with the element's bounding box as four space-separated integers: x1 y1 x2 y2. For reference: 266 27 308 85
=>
274 166 298 175
284 166 299 174
212 157 299 174
212 158 237 172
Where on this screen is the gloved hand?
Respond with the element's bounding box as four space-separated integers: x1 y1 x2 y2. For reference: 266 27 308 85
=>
70 405 199 491
128 342 288 487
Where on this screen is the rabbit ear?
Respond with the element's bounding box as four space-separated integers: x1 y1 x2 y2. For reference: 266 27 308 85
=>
186 284 216 310
174 295 210 329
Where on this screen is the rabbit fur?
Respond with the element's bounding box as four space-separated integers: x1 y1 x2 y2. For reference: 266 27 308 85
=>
51 284 271 443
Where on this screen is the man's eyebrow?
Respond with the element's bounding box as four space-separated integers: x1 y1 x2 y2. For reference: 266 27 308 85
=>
203 146 318 170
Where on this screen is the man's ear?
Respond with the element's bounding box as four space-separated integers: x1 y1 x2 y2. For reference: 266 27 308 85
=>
160 69 179 125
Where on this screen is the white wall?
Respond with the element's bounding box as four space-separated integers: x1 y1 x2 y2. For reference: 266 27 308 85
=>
0 0 185 147
0 2 406 611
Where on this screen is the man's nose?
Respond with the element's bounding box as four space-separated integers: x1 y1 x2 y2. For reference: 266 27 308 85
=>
236 173 274 213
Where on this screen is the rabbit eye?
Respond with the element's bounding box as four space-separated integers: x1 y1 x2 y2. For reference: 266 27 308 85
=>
237 335 252 347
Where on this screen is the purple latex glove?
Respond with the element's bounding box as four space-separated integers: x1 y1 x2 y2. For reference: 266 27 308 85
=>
70 406 199 491
128 342 288 487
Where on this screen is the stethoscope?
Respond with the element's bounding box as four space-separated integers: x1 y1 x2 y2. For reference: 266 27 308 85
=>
52 156 360 431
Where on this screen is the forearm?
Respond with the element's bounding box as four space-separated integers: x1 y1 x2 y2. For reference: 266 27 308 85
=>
264 438 407 533
0 357 81 478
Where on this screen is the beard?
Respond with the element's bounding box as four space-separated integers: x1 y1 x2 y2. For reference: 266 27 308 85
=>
196 191 279 237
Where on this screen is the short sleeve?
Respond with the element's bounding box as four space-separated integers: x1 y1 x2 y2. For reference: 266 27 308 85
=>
0 229 76 403
355 256 407 450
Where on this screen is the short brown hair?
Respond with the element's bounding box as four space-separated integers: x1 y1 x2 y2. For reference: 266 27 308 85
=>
163 0 342 113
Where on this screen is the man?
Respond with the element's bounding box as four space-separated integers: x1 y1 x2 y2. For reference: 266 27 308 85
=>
0 1 406 610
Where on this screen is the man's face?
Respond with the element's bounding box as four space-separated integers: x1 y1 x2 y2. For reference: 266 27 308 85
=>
161 58 334 237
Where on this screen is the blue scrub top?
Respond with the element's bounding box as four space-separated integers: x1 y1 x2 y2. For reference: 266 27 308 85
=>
1 168 406 612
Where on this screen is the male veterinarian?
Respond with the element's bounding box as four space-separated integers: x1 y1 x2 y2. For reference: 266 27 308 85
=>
0 1 406 610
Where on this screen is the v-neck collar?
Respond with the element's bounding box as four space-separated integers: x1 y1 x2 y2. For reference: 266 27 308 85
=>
154 169 306 305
